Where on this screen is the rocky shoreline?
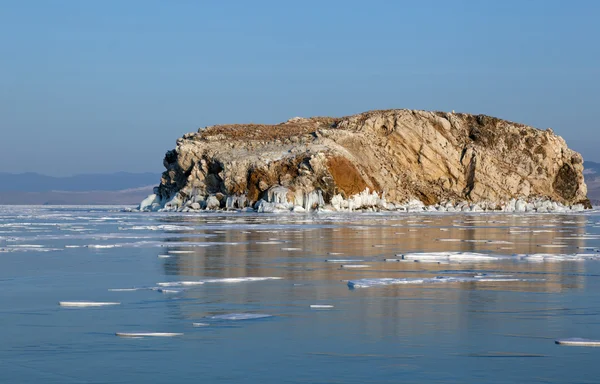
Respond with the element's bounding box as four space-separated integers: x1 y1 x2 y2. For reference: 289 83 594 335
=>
137 186 586 213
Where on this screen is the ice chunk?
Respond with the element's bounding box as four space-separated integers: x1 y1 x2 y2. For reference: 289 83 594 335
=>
267 186 291 204
192 322 210 327
225 195 247 210
108 288 145 292
296 190 324 211
555 338 600 347
310 305 334 309
156 288 182 294
138 194 162 212
59 301 120 307
157 281 205 287
326 259 365 263
202 277 282 284
517 253 600 262
340 264 370 268
207 313 273 321
127 225 195 231
157 277 282 287
398 252 503 262
347 275 540 288
116 332 183 338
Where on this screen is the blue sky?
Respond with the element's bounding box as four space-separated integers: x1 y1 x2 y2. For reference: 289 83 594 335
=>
1 0 599 175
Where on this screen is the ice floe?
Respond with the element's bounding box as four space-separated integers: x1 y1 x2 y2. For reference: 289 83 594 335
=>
555 338 600 347
157 277 282 287
398 252 504 262
167 250 195 254
192 322 210 327
347 275 542 288
157 281 205 287
85 244 122 249
59 301 120 307
155 288 182 294
207 313 273 321
108 288 146 292
516 253 600 262
116 332 183 338
125 225 195 231
310 305 334 309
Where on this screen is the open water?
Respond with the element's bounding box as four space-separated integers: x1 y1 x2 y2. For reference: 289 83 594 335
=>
1 206 600 383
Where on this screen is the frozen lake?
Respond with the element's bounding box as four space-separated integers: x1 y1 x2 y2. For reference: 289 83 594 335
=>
1 206 600 383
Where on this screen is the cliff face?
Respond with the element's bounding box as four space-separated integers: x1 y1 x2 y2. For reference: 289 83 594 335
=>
141 109 590 212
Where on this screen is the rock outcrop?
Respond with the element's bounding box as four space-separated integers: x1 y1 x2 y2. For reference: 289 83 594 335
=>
139 109 591 213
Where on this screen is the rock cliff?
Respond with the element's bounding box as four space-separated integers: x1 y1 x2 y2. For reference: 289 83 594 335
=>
139 109 590 213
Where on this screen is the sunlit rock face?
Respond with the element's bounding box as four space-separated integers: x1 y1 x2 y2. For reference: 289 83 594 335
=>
140 109 590 212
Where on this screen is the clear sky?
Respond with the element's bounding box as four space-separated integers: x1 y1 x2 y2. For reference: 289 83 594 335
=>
1 0 599 175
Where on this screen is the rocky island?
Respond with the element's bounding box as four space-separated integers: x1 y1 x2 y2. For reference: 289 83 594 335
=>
139 109 591 213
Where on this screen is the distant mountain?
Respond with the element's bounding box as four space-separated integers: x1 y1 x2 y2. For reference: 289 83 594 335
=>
0 172 160 205
584 161 600 204
0 172 159 192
